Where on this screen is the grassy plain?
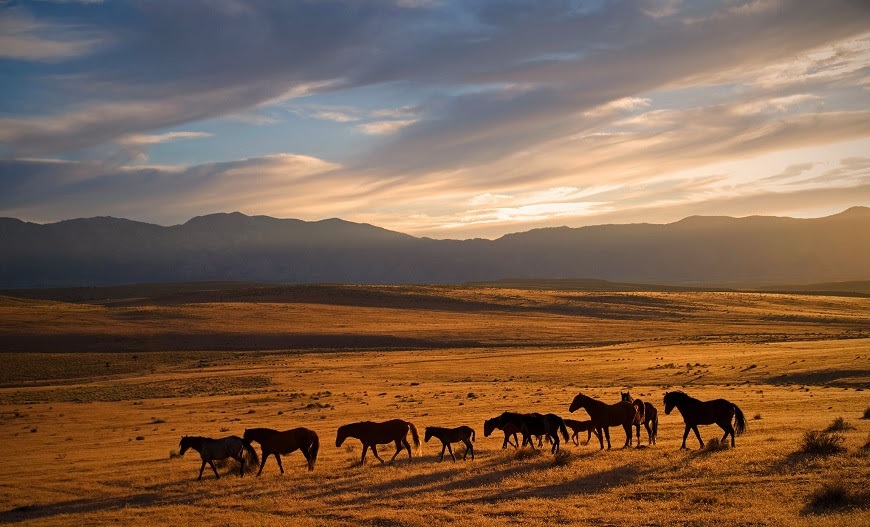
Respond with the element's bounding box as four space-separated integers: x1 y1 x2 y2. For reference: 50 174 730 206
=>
1 285 868 526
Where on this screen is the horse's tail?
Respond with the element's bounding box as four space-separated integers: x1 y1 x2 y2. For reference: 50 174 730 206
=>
308 432 320 471
558 418 570 443
242 440 259 472
408 422 421 455
653 413 659 438
733 404 746 436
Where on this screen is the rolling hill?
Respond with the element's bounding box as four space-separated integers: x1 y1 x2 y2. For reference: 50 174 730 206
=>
1 207 868 288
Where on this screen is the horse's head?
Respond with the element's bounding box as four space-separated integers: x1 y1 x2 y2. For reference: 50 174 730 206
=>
179 435 190 456
621 391 631 402
568 393 586 413
483 418 497 437
335 425 348 447
424 428 433 443
663 392 675 415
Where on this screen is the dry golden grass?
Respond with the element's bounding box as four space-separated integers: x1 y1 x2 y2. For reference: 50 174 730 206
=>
1 286 869 526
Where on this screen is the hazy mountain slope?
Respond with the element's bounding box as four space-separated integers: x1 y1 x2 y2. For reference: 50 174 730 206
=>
1 208 867 287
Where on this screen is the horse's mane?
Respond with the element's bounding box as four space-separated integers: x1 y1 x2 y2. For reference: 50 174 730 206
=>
665 390 698 403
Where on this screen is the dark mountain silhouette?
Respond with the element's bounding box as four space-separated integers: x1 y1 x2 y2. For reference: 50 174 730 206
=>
1 207 868 288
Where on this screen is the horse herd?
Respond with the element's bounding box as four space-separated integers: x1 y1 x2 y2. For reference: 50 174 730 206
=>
178 390 746 480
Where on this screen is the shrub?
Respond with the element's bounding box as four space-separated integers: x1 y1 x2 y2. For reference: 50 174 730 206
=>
703 437 729 452
825 417 855 432
806 480 870 512
169 449 181 459
551 450 573 467
862 406 870 420
135 436 145 441
798 430 846 456
753 413 762 420
512 448 542 461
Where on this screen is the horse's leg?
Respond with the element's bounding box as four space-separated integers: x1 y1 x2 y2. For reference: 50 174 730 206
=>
275 454 285 474
692 425 704 449
681 425 691 449
462 439 473 460
501 434 508 449
604 427 612 450
551 434 559 454
447 443 456 462
234 453 245 477
360 444 369 465
209 460 220 480
644 421 653 445
198 460 207 481
439 442 446 462
403 438 412 460
596 427 605 450
537 435 543 448
511 433 519 448
389 441 403 463
635 423 641 447
371 444 386 464
257 452 269 476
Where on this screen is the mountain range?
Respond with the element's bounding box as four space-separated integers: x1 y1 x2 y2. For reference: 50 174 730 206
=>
1 207 868 288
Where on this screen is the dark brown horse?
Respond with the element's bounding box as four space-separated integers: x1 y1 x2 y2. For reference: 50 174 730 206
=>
424 426 475 462
621 392 659 446
483 417 520 449
563 418 600 446
243 427 320 475
335 419 421 465
663 391 746 449
179 435 259 480
568 393 635 450
493 412 569 454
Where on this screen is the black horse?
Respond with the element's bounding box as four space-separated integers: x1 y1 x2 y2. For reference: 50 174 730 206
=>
494 412 569 453
663 391 746 449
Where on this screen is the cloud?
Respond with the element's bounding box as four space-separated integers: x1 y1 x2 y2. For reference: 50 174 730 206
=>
357 120 417 135
119 131 213 146
0 7 102 62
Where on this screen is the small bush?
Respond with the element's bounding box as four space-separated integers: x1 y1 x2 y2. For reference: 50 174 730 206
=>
150 419 166 424
512 448 542 461
862 406 870 420
551 450 572 467
825 417 855 432
169 449 181 459
806 480 870 512
862 434 870 452
798 430 846 456
703 438 729 452
135 436 145 441
753 413 762 420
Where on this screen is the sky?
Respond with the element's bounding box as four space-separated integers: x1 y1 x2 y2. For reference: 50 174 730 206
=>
0 0 868 239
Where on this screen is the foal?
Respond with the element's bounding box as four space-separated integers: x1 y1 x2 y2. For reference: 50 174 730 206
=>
563 418 600 446
424 426 475 462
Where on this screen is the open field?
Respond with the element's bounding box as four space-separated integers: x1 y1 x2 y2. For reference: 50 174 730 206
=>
1 285 869 526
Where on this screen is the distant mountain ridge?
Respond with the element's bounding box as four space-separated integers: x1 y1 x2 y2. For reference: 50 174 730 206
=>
1 207 868 288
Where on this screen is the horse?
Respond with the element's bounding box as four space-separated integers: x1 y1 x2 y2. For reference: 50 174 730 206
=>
424 426 475 462
568 393 635 450
494 412 569 454
335 419 421 465
178 435 259 480
563 418 600 446
483 417 549 449
243 427 320 475
621 392 659 446
663 391 746 449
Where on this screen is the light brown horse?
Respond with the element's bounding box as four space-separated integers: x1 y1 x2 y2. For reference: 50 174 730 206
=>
335 419 420 465
243 427 320 474
563 418 600 446
568 393 636 450
621 392 658 446
179 435 259 480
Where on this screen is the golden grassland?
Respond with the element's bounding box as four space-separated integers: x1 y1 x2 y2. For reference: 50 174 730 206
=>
1 286 869 526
